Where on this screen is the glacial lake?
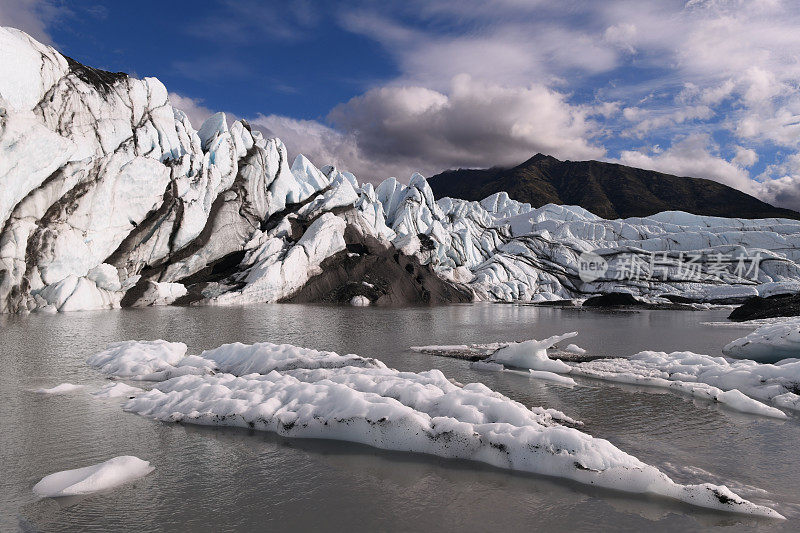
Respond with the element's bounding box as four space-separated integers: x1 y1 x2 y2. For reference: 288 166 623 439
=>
2 303 799 532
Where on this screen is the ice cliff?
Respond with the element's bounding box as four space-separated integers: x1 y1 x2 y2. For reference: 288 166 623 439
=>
2 26 800 313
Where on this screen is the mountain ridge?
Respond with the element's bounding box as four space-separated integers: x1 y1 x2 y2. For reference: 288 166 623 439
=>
429 154 800 220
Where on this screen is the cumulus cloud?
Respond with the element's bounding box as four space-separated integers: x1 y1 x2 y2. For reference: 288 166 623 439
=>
617 134 757 194
619 136 799 210
755 152 800 210
0 0 64 44
251 75 606 183
250 113 418 180
165 1 800 209
733 146 758 168
167 93 218 130
757 174 800 211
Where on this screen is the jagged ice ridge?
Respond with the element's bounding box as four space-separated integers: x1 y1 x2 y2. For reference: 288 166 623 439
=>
2 26 800 313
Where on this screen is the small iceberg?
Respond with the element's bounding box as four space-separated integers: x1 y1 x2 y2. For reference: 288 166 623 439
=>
31 383 84 395
723 318 800 363
486 332 577 372
564 343 586 355
33 456 154 497
529 370 576 386
85 339 783 518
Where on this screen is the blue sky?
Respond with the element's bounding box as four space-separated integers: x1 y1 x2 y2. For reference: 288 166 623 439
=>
2 0 800 209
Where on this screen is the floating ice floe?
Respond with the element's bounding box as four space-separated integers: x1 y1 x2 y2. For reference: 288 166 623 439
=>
86 339 783 517
567 357 789 419
465 333 796 419
33 456 153 497
469 361 577 386
567 351 798 418
723 318 800 363
528 370 577 386
91 382 144 399
487 333 577 373
31 383 84 395
564 343 587 355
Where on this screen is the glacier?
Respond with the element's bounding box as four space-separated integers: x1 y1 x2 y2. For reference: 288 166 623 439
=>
2 25 800 313
85 339 783 518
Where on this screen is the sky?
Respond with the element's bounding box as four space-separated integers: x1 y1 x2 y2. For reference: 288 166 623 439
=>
2 0 800 209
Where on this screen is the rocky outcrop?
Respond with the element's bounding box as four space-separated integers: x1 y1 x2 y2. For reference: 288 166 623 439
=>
729 293 800 321
583 293 642 307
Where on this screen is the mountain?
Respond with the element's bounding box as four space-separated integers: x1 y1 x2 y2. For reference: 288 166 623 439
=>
429 154 800 220
1 26 799 314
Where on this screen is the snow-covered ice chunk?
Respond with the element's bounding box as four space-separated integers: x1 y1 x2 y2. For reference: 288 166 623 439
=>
529 370 577 386
33 456 153 497
723 318 800 363
472 332 796 417
130 281 188 307
91 382 144 399
199 342 385 375
350 295 370 306
32 383 84 395
488 332 577 372
87 340 213 381
101 340 783 517
564 344 586 355
565 351 793 418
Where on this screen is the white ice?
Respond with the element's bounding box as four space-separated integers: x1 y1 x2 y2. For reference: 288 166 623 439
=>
91 382 144 399
86 340 213 381
480 334 795 418
529 370 577 386
487 333 577 372
32 383 84 395
86 339 783 518
569 350 798 417
723 318 800 363
564 344 587 355
350 295 370 306
33 456 153 497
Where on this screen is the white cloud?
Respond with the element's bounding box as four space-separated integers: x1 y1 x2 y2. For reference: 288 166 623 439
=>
622 105 714 137
250 75 605 183
755 152 800 210
603 23 637 54
250 113 417 181
617 134 756 194
757 173 800 211
329 75 603 174
167 93 217 130
0 0 65 44
733 146 758 168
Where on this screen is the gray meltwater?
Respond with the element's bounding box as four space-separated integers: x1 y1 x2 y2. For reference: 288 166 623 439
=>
2 303 798 532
